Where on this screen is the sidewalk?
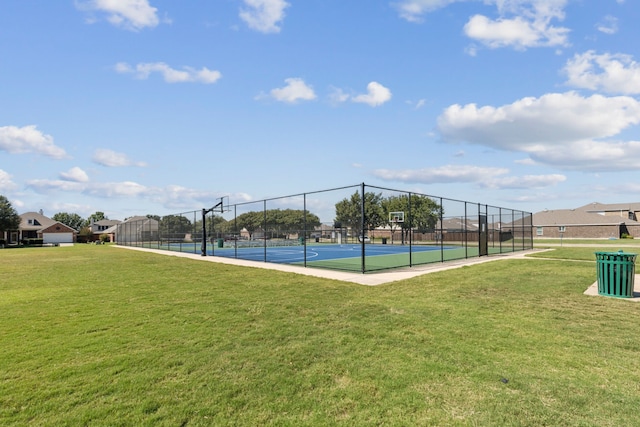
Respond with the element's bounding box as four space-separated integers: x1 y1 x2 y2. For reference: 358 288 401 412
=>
114 245 540 286
583 277 640 301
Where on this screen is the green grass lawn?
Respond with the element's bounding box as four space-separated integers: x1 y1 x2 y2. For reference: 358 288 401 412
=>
2 244 640 425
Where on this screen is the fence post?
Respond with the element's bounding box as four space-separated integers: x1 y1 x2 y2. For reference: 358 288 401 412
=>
263 200 267 262
304 193 307 267
408 192 413 267
201 208 207 256
361 182 366 274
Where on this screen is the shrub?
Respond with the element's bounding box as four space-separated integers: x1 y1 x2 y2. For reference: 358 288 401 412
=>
99 233 110 243
21 238 44 246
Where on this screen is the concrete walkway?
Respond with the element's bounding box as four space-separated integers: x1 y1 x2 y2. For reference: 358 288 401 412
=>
583 276 640 301
113 245 541 286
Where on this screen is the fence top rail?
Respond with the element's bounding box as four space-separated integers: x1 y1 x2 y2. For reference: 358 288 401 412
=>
121 182 532 223
229 183 362 208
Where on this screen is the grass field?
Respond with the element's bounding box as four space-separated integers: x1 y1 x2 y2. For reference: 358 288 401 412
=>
2 244 640 425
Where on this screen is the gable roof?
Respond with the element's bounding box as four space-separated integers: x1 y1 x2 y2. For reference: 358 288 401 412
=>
41 222 77 234
575 202 640 213
123 216 154 223
93 219 121 227
533 209 640 226
19 212 56 231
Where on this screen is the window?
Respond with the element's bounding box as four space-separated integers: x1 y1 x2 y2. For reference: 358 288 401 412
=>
536 227 543 236
558 226 566 233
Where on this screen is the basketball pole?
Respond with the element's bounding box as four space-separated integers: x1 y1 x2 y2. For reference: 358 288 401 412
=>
201 199 224 256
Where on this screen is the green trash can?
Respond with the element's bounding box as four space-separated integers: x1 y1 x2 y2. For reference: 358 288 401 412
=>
217 238 224 248
595 251 637 298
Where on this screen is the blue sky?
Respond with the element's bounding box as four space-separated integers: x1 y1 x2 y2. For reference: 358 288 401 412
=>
1 0 638 222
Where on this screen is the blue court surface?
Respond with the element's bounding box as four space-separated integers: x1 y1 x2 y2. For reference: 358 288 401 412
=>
207 243 455 264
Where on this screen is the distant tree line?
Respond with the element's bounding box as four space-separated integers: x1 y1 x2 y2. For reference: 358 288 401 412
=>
143 209 322 241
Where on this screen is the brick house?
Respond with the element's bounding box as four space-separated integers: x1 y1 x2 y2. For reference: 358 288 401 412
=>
18 211 77 244
533 202 640 239
89 219 121 242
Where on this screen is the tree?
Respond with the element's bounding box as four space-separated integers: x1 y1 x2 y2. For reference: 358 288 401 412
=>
77 226 92 243
334 190 385 236
192 215 230 240
0 195 21 238
52 212 86 230
382 194 443 244
160 215 193 237
235 209 321 240
265 209 321 238
211 215 230 234
236 211 263 239
87 211 107 224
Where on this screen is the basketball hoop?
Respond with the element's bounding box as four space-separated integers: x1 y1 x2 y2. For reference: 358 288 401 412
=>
389 211 404 224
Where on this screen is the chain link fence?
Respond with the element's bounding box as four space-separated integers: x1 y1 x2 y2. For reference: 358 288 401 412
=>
116 183 533 273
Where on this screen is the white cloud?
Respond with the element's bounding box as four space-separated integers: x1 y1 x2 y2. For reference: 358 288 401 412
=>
27 179 149 198
27 179 85 193
515 158 536 165
328 87 350 105
373 165 565 190
92 149 147 167
563 51 640 95
0 125 67 159
463 14 567 49
596 15 618 35
115 62 222 84
437 91 640 171
328 82 392 107
393 0 467 23
481 174 566 189
406 99 427 109
60 167 89 183
266 78 316 103
395 0 570 50
352 82 392 107
463 0 570 50
0 169 17 191
85 181 149 198
373 165 509 183
25 177 239 212
76 0 162 31
240 0 289 33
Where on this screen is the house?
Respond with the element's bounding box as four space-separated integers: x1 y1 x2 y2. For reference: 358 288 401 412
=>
18 211 77 244
576 202 640 221
89 219 121 242
533 203 640 239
